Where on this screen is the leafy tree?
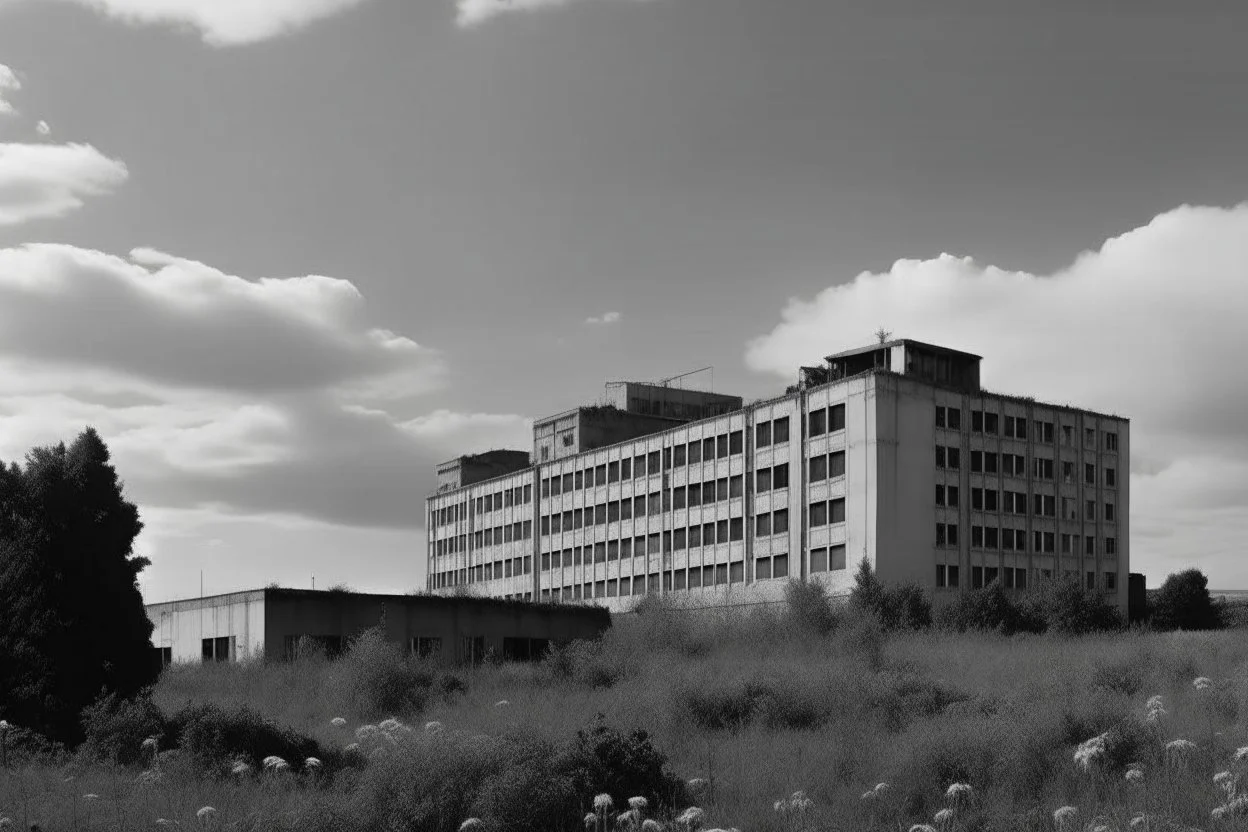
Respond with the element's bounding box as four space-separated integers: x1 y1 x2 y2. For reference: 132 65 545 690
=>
0 428 156 745
1150 569 1223 631
849 558 931 631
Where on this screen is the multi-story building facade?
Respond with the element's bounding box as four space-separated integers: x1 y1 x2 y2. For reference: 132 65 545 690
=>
426 340 1129 612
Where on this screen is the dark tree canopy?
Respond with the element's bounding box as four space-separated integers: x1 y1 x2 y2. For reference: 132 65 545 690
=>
1150 568 1223 631
0 427 156 745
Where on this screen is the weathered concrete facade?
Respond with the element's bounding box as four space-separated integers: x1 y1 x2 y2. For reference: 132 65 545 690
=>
427 340 1130 613
146 588 610 665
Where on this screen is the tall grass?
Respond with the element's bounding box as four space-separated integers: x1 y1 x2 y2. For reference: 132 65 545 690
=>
3 602 1248 831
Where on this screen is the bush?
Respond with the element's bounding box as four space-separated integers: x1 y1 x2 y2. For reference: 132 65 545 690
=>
558 716 687 812
332 627 441 718
936 582 1035 634
80 691 167 765
1018 577 1121 634
849 559 932 632
169 702 332 774
784 579 841 635
1150 569 1223 631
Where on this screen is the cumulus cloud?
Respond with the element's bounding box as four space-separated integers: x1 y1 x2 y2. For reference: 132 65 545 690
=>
0 243 529 532
0 63 18 115
35 119 50 135
457 0 658 27
10 0 374 46
585 310 622 325
746 202 1248 585
0 143 128 225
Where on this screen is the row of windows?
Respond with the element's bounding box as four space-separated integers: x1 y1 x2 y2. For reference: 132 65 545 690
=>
966 412 1119 453
755 509 790 537
543 517 750 564
540 476 747 535
473 556 533 582
544 562 754 599
755 417 792 448
433 502 468 527
809 403 847 437
965 526 1118 556
936 565 1119 591
475 485 533 516
756 463 790 492
810 451 846 482
474 521 534 548
540 431 747 498
810 498 847 527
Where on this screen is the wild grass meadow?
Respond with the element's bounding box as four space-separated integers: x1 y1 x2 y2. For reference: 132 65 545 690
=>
3 590 1248 832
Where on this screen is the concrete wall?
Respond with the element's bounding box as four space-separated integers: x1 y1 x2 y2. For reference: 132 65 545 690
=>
147 591 266 664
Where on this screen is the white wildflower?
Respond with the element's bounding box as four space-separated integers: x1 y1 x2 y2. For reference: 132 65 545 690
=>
585 813 597 830
304 757 323 770
1194 677 1214 690
1126 768 1145 785
343 742 361 754
934 808 954 824
629 797 648 812
0 819 11 829
0 720 9 731
330 717 347 727
1167 739 1198 768
83 794 99 800
137 769 163 785
874 782 890 795
1212 807 1227 822
910 826 938 832
495 700 510 708
262 755 286 770
425 721 444 733
687 778 709 793
230 760 251 776
378 717 402 733
946 783 973 802
196 807 216 820
1130 816 1147 830
677 807 705 828
1146 694 1164 711
1233 747 1248 764
1053 806 1079 828
141 736 159 754
1074 733 1110 771
594 794 614 812
355 724 380 741
642 821 663 832
459 820 484 832
861 790 876 800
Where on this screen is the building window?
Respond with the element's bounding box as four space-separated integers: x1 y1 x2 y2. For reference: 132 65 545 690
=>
687 442 701 465
1105 467 1116 488
829 450 845 478
730 431 743 455
755 557 772 580
1085 535 1096 556
1085 427 1097 449
756 513 772 537
1105 431 1118 452
412 637 442 659
773 463 789 489
1105 502 1115 522
935 407 945 429
1085 463 1096 485
1032 457 1054 480
1105 571 1117 591
810 501 828 527
773 554 789 578
757 421 772 447
810 455 828 482
774 417 790 443
936 564 946 587
757 468 772 492
1106 536 1117 556
810 408 827 437
830 498 846 524
774 509 789 534
811 547 828 572
202 636 234 663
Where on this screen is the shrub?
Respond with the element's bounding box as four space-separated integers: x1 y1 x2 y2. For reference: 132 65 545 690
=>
169 702 331 774
784 579 841 635
558 716 687 812
79 691 167 765
1018 577 1121 634
332 627 439 718
1150 569 1223 631
848 560 932 632
936 582 1036 634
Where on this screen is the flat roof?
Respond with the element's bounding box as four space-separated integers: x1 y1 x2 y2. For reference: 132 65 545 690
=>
824 339 983 363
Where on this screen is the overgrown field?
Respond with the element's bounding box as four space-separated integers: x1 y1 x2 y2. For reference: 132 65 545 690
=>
4 596 1248 832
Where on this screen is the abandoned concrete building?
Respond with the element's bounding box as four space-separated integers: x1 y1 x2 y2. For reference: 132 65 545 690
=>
426 339 1130 612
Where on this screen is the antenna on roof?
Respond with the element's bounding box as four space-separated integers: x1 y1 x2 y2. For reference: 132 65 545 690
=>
875 327 893 344
658 366 714 391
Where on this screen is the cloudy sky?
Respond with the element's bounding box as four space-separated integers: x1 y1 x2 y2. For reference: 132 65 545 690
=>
1 0 1246 600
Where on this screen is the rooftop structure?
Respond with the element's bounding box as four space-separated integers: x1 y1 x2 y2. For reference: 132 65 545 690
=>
426 339 1130 613
437 450 532 494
